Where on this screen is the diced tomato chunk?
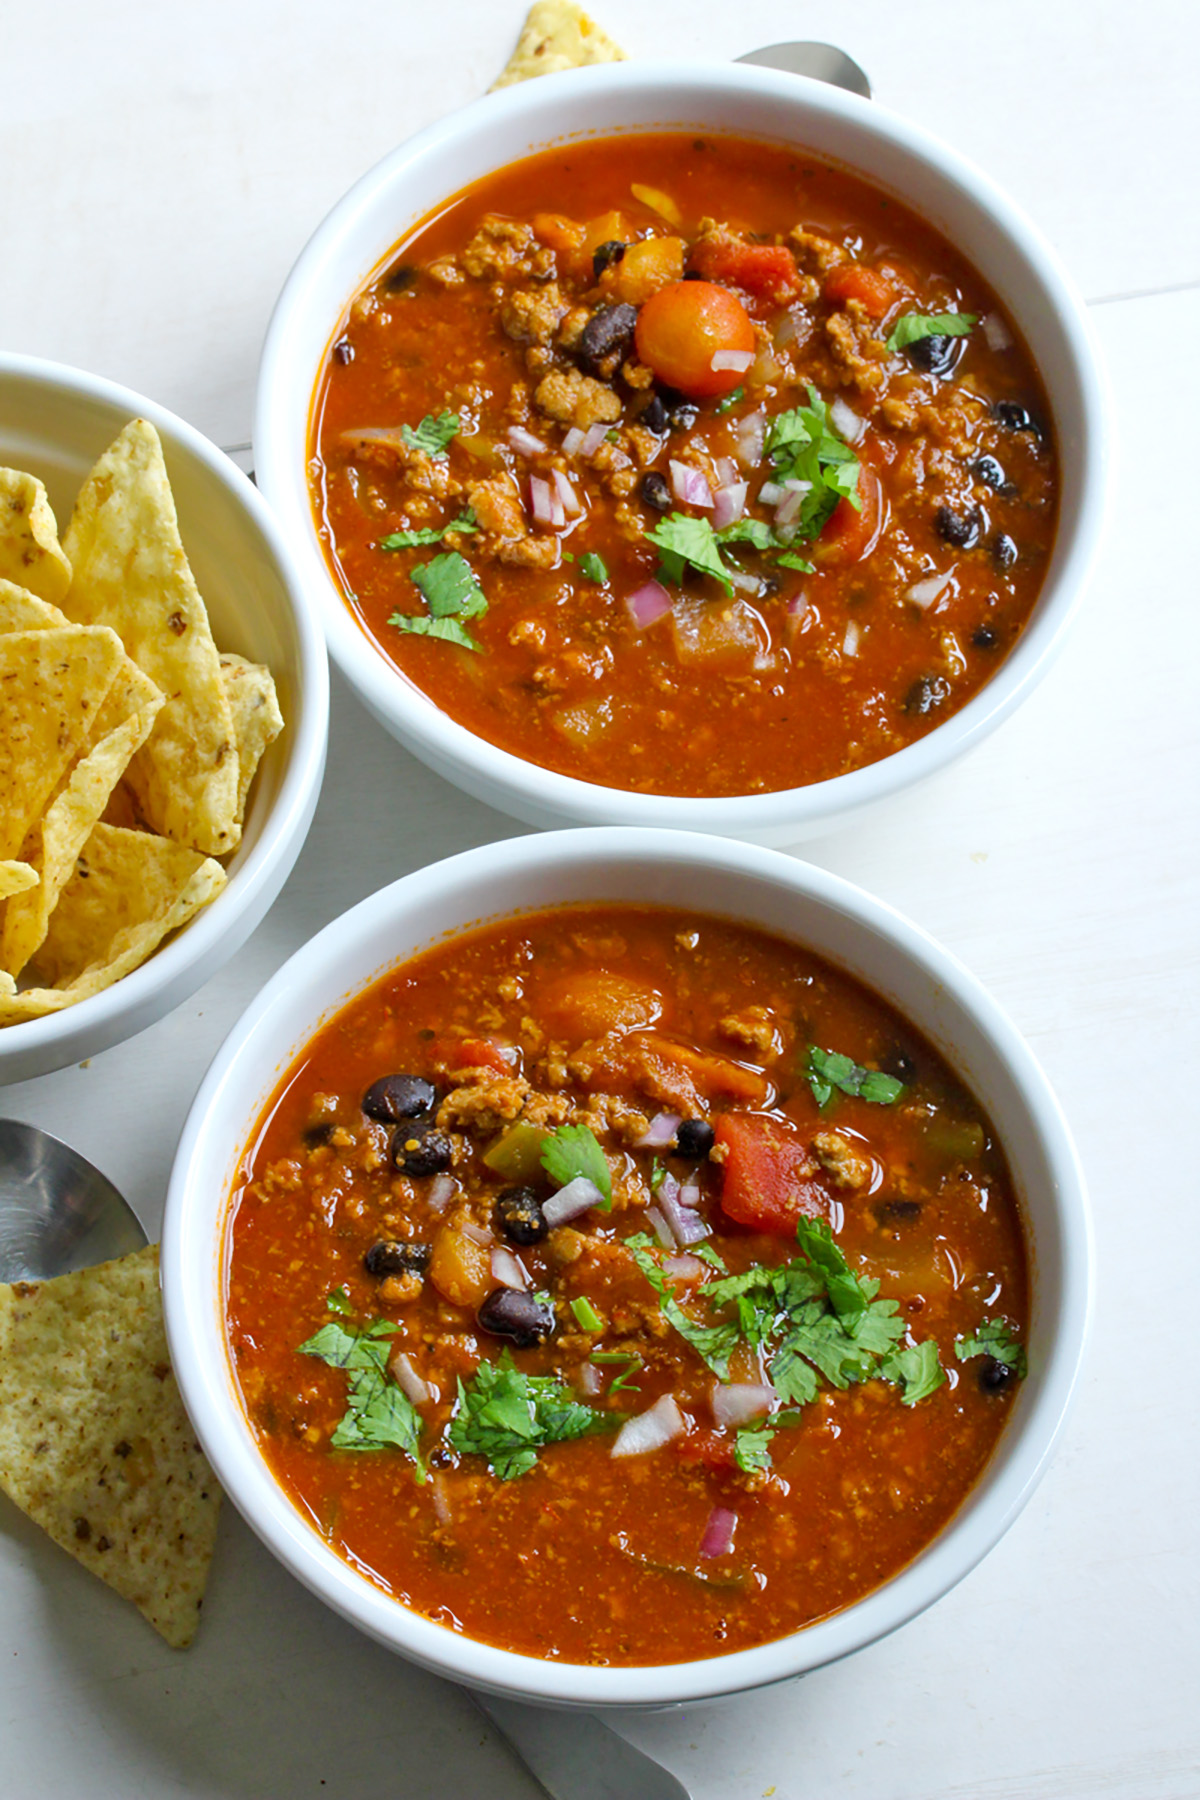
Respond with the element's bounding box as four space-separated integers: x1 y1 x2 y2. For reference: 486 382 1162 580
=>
688 236 802 303
448 1037 514 1075
816 465 884 566
822 263 896 319
714 1113 830 1234
675 1429 737 1469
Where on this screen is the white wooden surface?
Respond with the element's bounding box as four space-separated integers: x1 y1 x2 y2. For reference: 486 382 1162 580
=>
2 4 1198 1796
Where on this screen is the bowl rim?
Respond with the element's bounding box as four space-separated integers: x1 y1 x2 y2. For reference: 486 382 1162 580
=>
0 351 330 1070
255 58 1111 839
162 826 1093 1708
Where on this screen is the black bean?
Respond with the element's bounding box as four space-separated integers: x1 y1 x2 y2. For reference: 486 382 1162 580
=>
302 1122 335 1149
639 393 669 435
878 1198 922 1222
879 1046 918 1084
577 302 638 375
477 1287 556 1349
495 1185 549 1246
972 623 999 650
991 400 1042 436
640 470 672 512
935 504 982 550
675 1118 715 1158
364 1239 432 1278
391 1129 452 1177
992 533 1018 571
904 333 964 379
979 1357 1015 1393
332 337 354 365
903 675 952 716
971 454 1008 492
592 239 627 280
669 401 700 432
682 269 705 281
383 262 419 292
362 1073 438 1123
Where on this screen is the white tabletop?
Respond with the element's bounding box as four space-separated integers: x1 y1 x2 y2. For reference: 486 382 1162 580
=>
2 4 1198 1796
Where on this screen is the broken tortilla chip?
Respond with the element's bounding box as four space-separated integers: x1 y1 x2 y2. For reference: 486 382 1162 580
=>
0 469 72 605
220 652 284 825
24 822 226 997
0 1245 221 1648
0 577 69 634
491 0 626 88
61 420 240 858
0 861 38 900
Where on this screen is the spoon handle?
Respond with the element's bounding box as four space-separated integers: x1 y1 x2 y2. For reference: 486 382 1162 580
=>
471 1692 694 1800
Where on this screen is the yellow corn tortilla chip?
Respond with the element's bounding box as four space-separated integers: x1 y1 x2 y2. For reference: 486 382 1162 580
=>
0 625 127 862
0 578 69 633
62 420 240 857
491 0 625 87
24 822 225 996
0 1245 221 1648
0 861 37 900
220 652 283 825
0 469 72 605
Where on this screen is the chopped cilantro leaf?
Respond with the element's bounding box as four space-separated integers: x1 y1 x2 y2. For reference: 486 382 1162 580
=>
644 513 734 593
298 1313 425 1478
570 1296 603 1332
661 1297 740 1380
326 1285 353 1316
881 1339 946 1405
714 518 778 550
886 311 977 353
379 507 478 551
769 1343 821 1407
411 551 487 619
625 1235 667 1295
805 1044 905 1111
448 1355 611 1480
733 1424 775 1474
765 385 862 536
955 1318 1028 1377
401 409 460 457
773 1302 879 1389
715 385 745 415
578 552 608 584
794 1217 874 1331
390 614 481 651
691 1243 728 1273
541 1123 612 1207
777 551 815 572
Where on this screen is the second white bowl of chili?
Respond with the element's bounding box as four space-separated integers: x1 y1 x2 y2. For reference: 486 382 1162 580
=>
256 62 1108 839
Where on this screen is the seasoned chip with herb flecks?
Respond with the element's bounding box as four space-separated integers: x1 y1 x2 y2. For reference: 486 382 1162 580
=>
0 468 72 604
491 0 625 89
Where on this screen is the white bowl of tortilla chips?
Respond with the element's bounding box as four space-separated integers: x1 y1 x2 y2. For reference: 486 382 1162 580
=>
0 355 328 1084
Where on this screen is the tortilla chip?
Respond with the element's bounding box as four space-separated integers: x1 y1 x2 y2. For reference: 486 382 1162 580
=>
491 0 625 87
25 822 226 996
0 861 37 900
220 653 283 825
0 469 72 605
61 420 240 857
0 1245 221 1648
0 578 69 633
0 625 127 862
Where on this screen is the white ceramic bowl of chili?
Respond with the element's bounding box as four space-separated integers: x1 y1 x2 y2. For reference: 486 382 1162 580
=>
255 60 1108 845
162 826 1092 1709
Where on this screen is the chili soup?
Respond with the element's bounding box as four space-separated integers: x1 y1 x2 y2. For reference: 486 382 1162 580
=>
226 904 1029 1665
310 132 1057 797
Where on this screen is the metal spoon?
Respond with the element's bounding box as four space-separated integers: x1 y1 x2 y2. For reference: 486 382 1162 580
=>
737 40 872 99
0 1119 690 1800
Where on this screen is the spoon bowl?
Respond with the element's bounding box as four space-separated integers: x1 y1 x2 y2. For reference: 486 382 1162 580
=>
0 1119 147 1283
736 40 872 99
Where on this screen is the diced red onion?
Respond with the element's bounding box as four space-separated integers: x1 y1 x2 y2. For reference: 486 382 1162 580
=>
830 397 865 444
787 593 810 621
711 349 754 373
427 1174 456 1213
906 571 952 608
459 1219 492 1246
543 1175 604 1227
711 481 747 531
391 1353 432 1406
842 620 862 656
714 455 739 487
612 1393 686 1458
655 1177 710 1248
491 1246 528 1290
508 425 549 456
339 426 408 449
670 460 714 509
644 1204 676 1250
699 1503 738 1559
735 410 766 469
773 307 811 350
580 422 610 458
711 1382 777 1429
430 1476 452 1526
626 580 672 630
982 312 1013 352
562 426 585 456
662 1254 707 1281
634 1111 682 1149
679 1180 701 1208
552 467 582 518
758 480 787 507
579 1362 603 1398
774 486 811 529
529 475 564 528
726 568 761 596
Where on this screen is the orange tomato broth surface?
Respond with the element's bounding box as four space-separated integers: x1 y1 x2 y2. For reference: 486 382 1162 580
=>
310 131 1057 798
225 905 1029 1665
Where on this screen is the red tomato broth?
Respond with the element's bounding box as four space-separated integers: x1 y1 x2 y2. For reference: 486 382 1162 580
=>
310 133 1058 797
225 905 1029 1665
